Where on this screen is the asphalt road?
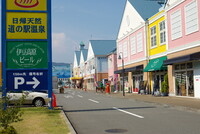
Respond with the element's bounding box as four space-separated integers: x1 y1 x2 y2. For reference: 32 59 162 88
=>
55 89 200 134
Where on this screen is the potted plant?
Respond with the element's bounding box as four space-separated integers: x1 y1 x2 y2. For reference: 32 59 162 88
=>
161 74 169 96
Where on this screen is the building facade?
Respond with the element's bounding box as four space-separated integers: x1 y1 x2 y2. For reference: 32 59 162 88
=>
84 40 116 90
144 10 167 94
116 0 162 93
164 0 200 98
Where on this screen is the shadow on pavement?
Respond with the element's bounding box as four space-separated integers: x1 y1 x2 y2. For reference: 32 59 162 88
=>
64 106 156 113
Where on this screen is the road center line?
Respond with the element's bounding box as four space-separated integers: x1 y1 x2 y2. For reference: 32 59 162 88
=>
88 99 99 103
77 95 83 98
113 107 144 119
64 95 73 99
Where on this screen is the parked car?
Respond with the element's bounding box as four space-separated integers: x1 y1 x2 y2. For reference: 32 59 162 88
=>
7 91 50 107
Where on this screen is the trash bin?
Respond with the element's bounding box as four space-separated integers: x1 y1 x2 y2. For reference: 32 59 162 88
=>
59 87 64 93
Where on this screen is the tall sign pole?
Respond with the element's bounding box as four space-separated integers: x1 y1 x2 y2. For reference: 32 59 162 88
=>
2 0 52 109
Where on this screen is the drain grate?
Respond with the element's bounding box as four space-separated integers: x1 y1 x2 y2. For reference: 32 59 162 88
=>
105 129 128 133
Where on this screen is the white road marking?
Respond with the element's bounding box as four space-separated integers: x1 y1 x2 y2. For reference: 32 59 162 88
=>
77 95 83 98
88 99 99 104
64 95 73 99
113 107 144 119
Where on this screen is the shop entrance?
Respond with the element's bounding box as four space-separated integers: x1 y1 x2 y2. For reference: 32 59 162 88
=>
132 75 143 93
152 72 166 93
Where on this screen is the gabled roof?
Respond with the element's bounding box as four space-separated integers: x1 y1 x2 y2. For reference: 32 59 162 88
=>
128 0 162 20
107 48 117 56
90 40 116 56
81 49 88 61
75 51 81 66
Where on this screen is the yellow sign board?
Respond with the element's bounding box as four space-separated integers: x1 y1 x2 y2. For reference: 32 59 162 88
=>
6 12 47 39
7 0 47 11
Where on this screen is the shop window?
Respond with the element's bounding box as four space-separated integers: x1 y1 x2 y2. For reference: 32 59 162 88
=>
187 62 193 69
175 64 180 70
180 63 186 69
187 70 194 97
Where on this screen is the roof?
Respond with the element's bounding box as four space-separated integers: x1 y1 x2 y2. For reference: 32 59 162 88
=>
128 0 162 20
75 51 81 65
107 48 117 56
81 49 88 61
52 62 70 66
90 40 116 56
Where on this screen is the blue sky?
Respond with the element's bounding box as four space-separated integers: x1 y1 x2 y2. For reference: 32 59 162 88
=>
1 0 126 63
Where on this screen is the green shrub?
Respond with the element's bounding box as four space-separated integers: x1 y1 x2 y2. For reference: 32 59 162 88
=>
161 74 169 95
0 95 25 134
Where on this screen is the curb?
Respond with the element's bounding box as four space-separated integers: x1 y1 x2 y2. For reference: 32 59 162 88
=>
61 110 77 134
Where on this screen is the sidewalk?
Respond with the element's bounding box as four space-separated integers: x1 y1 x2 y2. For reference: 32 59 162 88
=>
108 91 200 111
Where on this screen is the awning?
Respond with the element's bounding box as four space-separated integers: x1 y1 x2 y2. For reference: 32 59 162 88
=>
164 52 200 65
124 65 143 72
70 77 83 80
114 69 124 74
144 56 167 72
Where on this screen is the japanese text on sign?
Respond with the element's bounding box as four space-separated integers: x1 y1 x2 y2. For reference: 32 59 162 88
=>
6 12 47 39
8 18 45 33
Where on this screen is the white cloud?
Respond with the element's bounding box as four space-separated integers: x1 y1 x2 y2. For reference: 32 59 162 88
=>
52 33 73 63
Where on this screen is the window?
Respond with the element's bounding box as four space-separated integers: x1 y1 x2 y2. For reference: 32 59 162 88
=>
159 21 166 44
118 43 122 53
185 0 198 35
118 43 122 59
137 32 143 52
150 26 157 47
170 10 182 40
130 36 136 55
123 41 128 57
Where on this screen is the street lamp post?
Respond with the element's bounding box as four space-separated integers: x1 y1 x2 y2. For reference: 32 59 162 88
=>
118 52 125 96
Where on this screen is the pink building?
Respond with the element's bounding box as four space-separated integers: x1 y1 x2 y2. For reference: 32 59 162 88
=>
116 0 161 93
107 49 118 92
164 0 200 98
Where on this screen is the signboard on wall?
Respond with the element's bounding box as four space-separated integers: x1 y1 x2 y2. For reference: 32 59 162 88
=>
2 0 52 107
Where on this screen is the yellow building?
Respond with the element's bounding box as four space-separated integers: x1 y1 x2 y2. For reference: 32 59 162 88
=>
144 10 167 94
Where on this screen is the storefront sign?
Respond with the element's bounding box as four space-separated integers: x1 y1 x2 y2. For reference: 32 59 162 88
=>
7 41 48 69
7 70 48 91
7 0 47 11
6 12 47 39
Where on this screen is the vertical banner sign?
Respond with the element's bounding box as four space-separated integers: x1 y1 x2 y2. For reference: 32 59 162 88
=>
2 0 52 108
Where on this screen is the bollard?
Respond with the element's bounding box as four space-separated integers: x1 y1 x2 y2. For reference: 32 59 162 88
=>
52 93 57 108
